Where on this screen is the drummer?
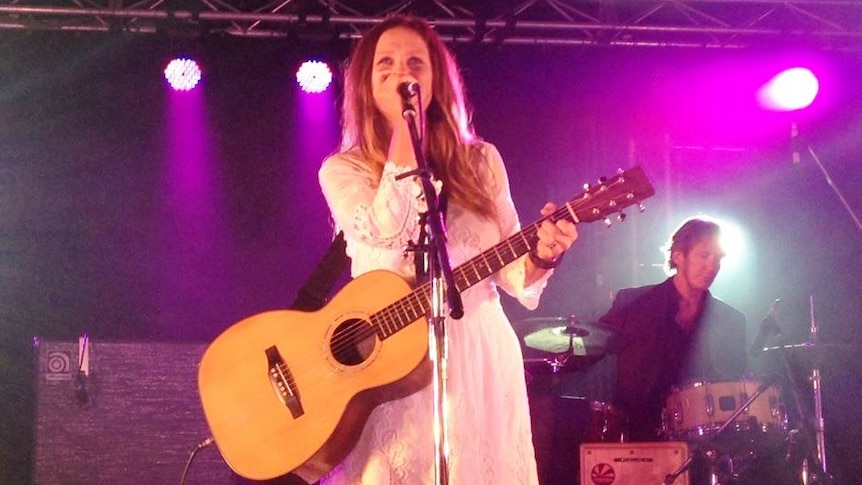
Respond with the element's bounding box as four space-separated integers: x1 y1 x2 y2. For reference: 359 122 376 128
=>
598 217 747 442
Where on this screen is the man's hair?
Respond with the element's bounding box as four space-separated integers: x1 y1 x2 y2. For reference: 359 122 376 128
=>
663 217 721 271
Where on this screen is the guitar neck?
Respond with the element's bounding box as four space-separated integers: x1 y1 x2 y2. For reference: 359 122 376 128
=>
372 223 541 341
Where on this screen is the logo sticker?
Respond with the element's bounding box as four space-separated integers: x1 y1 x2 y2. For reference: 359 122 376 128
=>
46 350 74 381
590 462 616 484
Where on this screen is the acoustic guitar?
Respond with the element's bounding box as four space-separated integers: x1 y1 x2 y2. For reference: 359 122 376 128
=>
197 166 655 482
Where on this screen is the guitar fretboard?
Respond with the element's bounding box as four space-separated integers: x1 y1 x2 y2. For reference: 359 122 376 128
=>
370 201 581 340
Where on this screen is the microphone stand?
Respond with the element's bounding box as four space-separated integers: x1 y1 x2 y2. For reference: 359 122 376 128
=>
805 146 862 235
400 88 463 485
662 376 779 485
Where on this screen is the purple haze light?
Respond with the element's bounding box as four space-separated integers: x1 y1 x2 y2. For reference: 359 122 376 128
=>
757 67 819 111
164 58 203 92
296 60 333 94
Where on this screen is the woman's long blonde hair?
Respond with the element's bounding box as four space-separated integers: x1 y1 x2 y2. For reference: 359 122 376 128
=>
339 15 496 220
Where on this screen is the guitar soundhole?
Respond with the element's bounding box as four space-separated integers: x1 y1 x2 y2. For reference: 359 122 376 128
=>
331 318 377 366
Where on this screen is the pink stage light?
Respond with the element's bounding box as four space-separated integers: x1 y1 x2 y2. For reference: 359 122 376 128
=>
164 58 203 92
296 60 333 94
757 67 819 111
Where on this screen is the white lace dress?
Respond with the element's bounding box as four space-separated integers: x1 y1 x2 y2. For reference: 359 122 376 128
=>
318 141 548 485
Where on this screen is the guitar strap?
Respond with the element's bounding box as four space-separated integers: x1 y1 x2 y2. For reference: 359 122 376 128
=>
293 193 447 312
291 231 351 312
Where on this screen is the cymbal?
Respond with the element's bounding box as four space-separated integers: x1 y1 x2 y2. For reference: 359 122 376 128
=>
514 316 619 335
762 341 862 354
519 316 577 324
516 316 620 356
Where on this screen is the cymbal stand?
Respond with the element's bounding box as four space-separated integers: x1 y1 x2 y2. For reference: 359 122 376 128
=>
807 295 831 482
662 376 779 485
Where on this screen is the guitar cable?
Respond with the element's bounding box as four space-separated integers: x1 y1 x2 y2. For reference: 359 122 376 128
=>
178 436 215 485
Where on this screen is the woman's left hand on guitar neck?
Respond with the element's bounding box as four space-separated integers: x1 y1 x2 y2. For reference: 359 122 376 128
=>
525 201 578 285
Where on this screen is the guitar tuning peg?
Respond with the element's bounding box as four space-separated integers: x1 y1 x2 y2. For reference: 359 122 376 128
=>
638 202 646 212
583 182 591 191
598 176 608 185
616 168 624 175
617 212 627 222
603 217 613 228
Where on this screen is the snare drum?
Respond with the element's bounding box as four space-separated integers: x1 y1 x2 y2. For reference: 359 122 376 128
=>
663 380 786 441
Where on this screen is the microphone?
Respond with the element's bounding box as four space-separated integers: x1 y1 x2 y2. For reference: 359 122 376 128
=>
791 121 800 165
398 81 420 99
749 299 782 357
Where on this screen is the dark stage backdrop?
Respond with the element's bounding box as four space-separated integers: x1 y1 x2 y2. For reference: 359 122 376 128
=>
1 32 860 484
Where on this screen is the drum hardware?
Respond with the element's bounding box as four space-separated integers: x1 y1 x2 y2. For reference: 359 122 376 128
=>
523 356 571 374
662 376 779 485
762 339 856 477
759 296 855 485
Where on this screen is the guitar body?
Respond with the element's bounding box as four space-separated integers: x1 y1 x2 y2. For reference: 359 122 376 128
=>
198 270 431 482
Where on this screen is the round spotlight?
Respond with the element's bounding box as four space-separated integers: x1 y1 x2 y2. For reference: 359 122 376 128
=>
164 58 203 92
717 220 746 270
296 60 333 94
757 67 819 111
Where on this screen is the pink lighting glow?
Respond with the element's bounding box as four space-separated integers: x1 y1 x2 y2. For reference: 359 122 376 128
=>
296 60 333 94
757 67 819 111
164 58 203 92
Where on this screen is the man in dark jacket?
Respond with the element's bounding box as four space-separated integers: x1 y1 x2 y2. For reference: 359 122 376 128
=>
596 218 801 485
600 218 747 442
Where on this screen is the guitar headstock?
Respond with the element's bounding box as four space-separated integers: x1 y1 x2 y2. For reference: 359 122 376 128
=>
564 166 656 226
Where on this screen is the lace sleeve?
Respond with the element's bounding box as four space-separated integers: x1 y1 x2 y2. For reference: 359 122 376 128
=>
319 154 427 250
483 144 553 310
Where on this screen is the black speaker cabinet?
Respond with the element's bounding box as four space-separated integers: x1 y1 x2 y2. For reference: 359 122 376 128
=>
32 339 234 485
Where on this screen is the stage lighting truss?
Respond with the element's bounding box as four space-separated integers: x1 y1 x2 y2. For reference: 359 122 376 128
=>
1 0 861 52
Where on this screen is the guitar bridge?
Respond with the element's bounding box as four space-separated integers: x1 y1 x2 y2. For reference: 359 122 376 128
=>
265 346 304 419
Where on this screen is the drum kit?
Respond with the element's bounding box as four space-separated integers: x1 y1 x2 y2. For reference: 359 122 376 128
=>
516 313 853 485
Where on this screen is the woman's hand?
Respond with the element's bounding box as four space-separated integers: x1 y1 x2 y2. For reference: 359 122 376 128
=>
376 74 417 128
525 202 578 282
535 202 578 258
